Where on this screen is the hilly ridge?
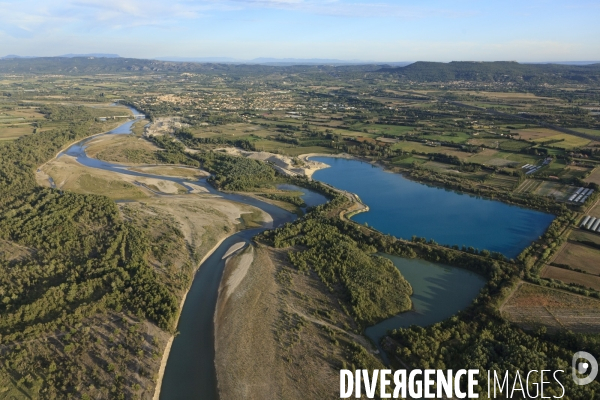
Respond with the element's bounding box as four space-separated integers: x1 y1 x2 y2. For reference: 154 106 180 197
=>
1 57 600 85
378 61 600 84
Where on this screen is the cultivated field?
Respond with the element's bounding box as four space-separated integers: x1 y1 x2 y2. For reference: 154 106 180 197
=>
513 128 559 140
573 128 600 137
585 167 600 185
533 133 591 149
562 166 591 180
542 265 600 291
588 201 600 218
570 229 600 247
485 175 519 190
533 181 572 201
515 179 543 194
502 282 600 333
553 242 600 275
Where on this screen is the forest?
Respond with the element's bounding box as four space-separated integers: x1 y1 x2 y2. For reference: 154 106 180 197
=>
259 193 600 396
2 60 600 398
0 106 179 398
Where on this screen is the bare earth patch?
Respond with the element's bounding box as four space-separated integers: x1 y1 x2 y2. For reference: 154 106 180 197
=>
219 147 329 178
214 247 377 400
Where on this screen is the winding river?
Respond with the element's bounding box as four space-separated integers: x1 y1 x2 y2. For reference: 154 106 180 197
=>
55 111 555 399
57 111 306 399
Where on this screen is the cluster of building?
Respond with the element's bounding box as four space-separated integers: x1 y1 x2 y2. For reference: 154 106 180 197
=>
569 187 594 204
522 158 553 175
522 163 541 175
580 215 600 233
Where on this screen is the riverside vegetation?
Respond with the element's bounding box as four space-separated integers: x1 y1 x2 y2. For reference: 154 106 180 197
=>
2 58 600 398
142 130 600 396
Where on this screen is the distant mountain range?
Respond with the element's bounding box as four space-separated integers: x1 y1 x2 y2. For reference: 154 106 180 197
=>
1 54 599 67
154 56 411 66
0 53 120 60
0 57 599 85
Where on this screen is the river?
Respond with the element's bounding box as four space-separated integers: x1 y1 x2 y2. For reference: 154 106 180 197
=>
56 112 316 399
56 114 552 398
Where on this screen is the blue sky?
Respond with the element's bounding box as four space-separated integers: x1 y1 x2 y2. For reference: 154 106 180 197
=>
0 0 598 61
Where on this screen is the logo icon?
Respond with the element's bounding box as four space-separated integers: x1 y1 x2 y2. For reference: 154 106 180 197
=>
572 351 598 385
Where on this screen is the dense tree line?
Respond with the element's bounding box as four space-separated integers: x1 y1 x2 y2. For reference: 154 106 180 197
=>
408 167 566 214
257 183 600 396
257 193 306 207
390 316 600 398
258 211 413 327
0 187 178 343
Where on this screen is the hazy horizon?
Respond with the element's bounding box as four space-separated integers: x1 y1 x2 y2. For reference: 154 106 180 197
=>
1 54 599 66
1 0 599 62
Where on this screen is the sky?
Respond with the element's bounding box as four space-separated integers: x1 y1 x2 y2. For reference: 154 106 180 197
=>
0 0 599 62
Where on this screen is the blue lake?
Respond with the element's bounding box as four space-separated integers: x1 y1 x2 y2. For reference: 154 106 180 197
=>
365 254 486 363
310 157 555 259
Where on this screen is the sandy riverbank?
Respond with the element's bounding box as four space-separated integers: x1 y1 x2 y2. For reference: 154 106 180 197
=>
152 203 273 399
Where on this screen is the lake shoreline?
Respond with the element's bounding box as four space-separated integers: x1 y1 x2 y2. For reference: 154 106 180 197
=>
308 155 554 259
303 152 559 216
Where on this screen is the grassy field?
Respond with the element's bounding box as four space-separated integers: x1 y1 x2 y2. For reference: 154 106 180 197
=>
573 128 600 137
422 160 460 173
502 282 600 333
533 181 572 201
190 122 268 139
467 149 520 166
347 123 416 137
543 159 568 176
533 133 591 149
0 125 33 141
515 179 543 194
570 230 600 247
391 141 472 158
253 140 337 156
420 131 470 143
553 242 600 275
498 140 532 151
86 134 161 164
513 128 558 140
0 107 43 141
390 154 428 168
585 167 600 185
485 175 519 190
562 166 591 180
503 152 541 165
542 265 600 291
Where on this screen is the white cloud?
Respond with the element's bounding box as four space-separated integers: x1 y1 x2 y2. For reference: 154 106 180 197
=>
0 0 469 38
